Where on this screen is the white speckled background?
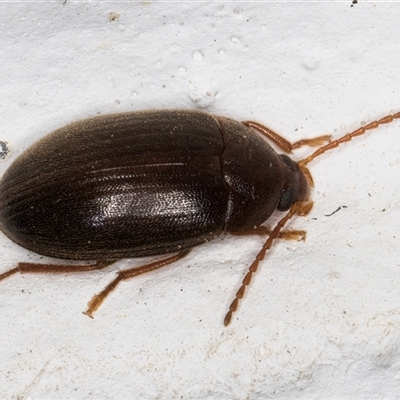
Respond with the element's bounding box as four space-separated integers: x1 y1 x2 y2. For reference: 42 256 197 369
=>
0 2 399 399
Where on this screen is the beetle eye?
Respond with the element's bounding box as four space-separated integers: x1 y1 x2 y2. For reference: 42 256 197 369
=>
276 154 300 211
277 187 295 211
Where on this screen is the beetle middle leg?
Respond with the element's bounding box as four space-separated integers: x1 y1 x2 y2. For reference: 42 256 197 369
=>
83 249 191 318
231 227 306 241
242 121 331 153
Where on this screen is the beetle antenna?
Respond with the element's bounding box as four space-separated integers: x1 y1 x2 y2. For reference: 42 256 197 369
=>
224 201 311 326
299 112 400 167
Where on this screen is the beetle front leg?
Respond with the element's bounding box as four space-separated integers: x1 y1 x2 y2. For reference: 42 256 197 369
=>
242 121 331 153
83 249 191 318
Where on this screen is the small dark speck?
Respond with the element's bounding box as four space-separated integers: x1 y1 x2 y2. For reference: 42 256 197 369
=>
351 0 357 6
382 208 386 212
368 193 371 197
325 205 347 217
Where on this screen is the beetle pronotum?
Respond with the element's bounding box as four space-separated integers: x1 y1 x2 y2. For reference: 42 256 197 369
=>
0 109 398 325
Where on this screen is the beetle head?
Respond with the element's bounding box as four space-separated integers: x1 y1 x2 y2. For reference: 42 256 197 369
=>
276 154 310 211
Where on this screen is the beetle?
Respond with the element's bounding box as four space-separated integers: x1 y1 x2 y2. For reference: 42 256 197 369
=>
0 109 398 325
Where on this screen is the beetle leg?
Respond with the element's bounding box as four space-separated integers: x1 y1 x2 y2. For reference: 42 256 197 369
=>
83 249 191 318
295 200 314 216
0 260 116 282
230 227 306 241
242 121 331 153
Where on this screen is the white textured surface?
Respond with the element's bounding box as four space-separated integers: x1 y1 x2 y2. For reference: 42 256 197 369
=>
0 2 399 399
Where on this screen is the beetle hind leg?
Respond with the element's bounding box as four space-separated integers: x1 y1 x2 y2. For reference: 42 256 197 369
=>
0 259 117 282
83 249 191 318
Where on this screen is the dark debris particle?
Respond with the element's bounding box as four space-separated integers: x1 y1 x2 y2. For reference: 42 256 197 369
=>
324 205 347 217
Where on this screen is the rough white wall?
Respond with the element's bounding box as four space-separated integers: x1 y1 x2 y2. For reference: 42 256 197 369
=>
0 2 399 399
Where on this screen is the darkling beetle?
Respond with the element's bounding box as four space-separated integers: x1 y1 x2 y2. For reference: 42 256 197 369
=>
0 109 398 325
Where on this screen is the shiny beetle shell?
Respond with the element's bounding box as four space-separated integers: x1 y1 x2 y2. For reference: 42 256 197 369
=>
0 110 307 260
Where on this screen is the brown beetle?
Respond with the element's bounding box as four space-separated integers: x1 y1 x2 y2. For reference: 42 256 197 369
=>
0 109 398 325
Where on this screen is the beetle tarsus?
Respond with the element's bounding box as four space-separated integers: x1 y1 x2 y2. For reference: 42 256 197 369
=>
83 295 103 318
82 310 95 319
